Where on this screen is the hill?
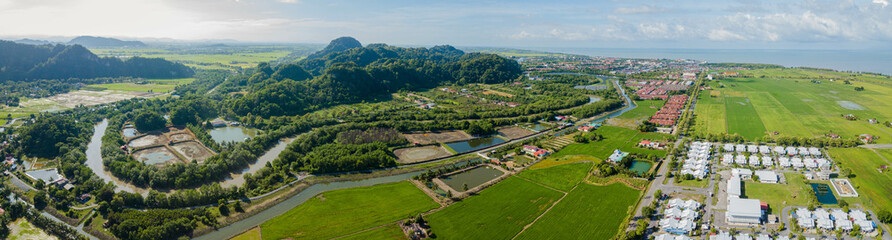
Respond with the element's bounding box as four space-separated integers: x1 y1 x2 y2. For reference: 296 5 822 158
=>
230 37 522 117
13 38 55 45
304 36 362 60
0 40 193 81
67 36 146 48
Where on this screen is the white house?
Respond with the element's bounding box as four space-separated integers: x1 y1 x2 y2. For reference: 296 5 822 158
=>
786 146 798 155
809 147 822 156
773 146 786 155
778 157 791 168
761 156 773 167
736 144 746 152
759 146 771 154
722 154 734 165
791 157 804 168
747 145 759 153
749 155 761 167
723 144 735 152
798 147 809 155
735 155 747 165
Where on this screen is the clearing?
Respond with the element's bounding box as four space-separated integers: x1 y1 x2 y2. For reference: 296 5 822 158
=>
394 145 452 164
7 218 58 240
403 130 472 145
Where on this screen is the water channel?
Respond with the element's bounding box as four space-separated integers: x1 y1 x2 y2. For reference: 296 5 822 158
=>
445 136 507 154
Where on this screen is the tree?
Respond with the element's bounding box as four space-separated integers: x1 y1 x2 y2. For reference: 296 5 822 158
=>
34 179 45 190
170 106 199 126
134 111 166 132
878 210 892 223
33 191 48 210
462 183 469 191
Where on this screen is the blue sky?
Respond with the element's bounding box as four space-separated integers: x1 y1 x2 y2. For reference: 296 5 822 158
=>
1 0 891 49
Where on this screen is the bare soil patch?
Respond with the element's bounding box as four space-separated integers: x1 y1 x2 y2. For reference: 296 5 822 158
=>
497 127 534 139
395 145 452 163
128 134 167 148
403 130 472 144
170 141 214 163
132 146 183 167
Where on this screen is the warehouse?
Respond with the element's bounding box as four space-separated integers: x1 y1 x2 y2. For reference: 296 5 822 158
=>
726 198 763 224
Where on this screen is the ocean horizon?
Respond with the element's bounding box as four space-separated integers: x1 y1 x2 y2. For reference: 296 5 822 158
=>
525 47 892 75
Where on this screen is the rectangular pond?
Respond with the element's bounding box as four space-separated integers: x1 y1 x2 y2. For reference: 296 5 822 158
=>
445 136 507 153
629 160 652 176
810 183 838 205
440 166 504 191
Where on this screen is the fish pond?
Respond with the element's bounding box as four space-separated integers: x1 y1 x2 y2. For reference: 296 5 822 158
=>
440 166 504 191
445 136 507 153
629 160 652 176
208 126 260 144
810 183 838 205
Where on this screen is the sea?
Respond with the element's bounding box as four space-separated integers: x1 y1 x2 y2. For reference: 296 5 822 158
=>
526 47 892 75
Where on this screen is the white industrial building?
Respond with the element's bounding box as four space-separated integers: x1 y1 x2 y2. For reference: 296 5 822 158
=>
731 168 752 179
726 198 763 224
754 171 778 183
727 177 741 198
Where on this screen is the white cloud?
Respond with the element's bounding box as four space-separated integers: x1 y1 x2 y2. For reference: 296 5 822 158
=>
708 29 748 41
276 0 299 3
874 0 889 8
613 5 667 14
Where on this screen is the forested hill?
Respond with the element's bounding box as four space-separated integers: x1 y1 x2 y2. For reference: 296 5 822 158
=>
230 37 522 117
67 36 146 48
0 40 193 81
304 36 362 61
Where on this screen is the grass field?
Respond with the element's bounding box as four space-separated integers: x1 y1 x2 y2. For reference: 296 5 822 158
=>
7 218 57 240
339 224 407 240
745 173 810 214
618 100 665 120
694 68 892 142
827 148 892 220
259 181 438 240
516 183 641 240
528 155 598 170
550 126 671 161
230 227 261 240
91 46 314 71
426 177 563 240
85 78 195 93
518 162 592 192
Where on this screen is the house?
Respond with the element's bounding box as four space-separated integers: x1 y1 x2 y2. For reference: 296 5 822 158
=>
828 133 840 139
639 140 664 149
773 146 786 155
754 171 778 183
726 198 763 224
748 155 760 167
77 194 91 203
577 126 595 132
210 119 227 128
722 154 733 165
747 145 758 153
723 144 735 152
709 232 733 240
778 157 791 168
808 147 822 156
759 146 770 154
608 149 629 163
761 156 773 167
533 149 549 158
735 144 746 152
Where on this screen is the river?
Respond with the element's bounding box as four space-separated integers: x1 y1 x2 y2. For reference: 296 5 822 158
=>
85 119 298 193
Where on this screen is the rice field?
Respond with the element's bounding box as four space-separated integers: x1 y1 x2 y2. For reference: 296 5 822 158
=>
517 162 592 192
426 177 563 240
259 181 438 240
549 126 671 161
516 183 641 240
827 148 892 224
694 68 892 142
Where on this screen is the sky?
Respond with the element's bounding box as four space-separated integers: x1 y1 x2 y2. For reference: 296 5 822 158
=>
1 0 891 49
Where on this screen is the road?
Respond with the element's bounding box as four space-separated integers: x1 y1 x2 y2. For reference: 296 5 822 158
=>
860 144 892 149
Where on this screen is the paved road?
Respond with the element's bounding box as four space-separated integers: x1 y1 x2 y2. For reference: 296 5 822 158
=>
628 137 685 231
860 144 892 149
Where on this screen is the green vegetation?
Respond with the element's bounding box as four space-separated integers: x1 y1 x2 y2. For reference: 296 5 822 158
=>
517 162 592 192
426 177 563 239
745 173 811 213
260 181 438 240
133 111 166 132
339 224 407 240
693 69 892 142
550 126 671 161
828 148 892 221
106 208 215 240
17 115 92 157
517 183 641 240
229 228 261 240
85 78 194 93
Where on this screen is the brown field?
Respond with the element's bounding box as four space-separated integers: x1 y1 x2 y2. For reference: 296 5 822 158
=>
127 134 166 148
170 141 214 163
481 89 514 97
132 146 183 167
394 145 453 163
497 127 534 139
169 133 194 142
403 130 472 144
